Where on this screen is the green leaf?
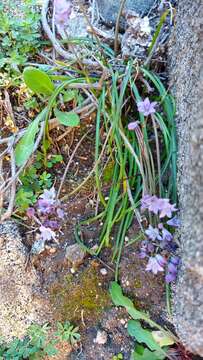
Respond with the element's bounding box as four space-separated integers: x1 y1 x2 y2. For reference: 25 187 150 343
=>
109 282 145 320
110 282 134 308
127 321 162 352
23 67 55 95
131 348 165 360
63 90 77 102
54 108 80 127
15 108 47 167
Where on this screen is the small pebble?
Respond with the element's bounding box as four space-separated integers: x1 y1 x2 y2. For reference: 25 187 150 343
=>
95 330 108 345
100 268 108 276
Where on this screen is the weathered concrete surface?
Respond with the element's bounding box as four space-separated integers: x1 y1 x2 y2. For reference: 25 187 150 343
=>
96 0 155 26
169 0 203 355
0 221 52 341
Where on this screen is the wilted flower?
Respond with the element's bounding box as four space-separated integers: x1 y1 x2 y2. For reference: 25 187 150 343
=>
145 225 162 241
167 216 181 228
27 207 35 218
137 98 157 116
146 254 166 274
128 121 139 131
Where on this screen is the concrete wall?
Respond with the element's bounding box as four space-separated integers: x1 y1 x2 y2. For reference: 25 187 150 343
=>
169 0 203 355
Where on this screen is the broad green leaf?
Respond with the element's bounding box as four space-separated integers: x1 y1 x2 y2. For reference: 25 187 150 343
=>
54 108 80 127
127 320 162 352
151 331 174 348
15 108 47 167
23 67 55 95
131 348 165 360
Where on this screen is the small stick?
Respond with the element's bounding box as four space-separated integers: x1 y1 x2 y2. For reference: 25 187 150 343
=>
114 0 127 54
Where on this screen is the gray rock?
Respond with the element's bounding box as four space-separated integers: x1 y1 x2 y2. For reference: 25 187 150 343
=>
96 0 155 26
168 0 203 356
65 243 86 268
0 221 52 341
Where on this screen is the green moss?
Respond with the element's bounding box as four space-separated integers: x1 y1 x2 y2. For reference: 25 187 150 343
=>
50 266 111 324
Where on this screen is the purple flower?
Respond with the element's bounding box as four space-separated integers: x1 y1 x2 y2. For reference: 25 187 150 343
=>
170 256 180 265
145 225 162 241
167 216 181 228
146 254 166 275
38 187 56 214
165 256 180 283
43 220 60 230
168 262 177 274
128 121 139 131
54 0 72 26
57 207 65 219
165 272 177 283
141 195 177 218
39 226 56 241
137 98 157 116
158 199 177 218
39 187 56 203
37 199 55 214
161 228 173 242
27 207 35 218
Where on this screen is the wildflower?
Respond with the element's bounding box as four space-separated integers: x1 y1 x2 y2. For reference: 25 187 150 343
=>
170 256 180 265
39 187 56 203
141 194 177 218
54 0 72 26
39 225 56 241
38 187 56 214
146 254 166 274
137 97 157 116
43 220 60 230
165 272 177 283
165 256 180 283
128 121 139 131
158 198 177 218
167 216 181 228
161 227 173 242
145 225 162 241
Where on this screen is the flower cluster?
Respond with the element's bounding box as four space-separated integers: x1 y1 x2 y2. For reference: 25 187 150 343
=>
27 187 64 243
140 194 180 283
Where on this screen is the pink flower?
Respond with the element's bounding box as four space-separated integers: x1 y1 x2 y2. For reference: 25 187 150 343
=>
137 98 157 116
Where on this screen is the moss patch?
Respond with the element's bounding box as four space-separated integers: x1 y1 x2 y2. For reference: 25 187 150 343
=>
50 266 111 325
